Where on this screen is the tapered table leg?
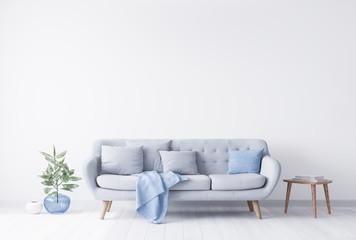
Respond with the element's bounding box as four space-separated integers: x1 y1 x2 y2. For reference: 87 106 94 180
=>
284 179 332 218
284 182 292 213
323 184 331 214
311 185 317 218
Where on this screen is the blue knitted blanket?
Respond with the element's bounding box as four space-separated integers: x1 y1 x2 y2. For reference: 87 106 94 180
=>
135 171 187 223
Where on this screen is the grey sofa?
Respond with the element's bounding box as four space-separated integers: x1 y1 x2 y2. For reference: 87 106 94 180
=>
83 139 281 220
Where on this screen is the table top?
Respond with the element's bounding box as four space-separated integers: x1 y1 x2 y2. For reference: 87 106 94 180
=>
283 179 332 184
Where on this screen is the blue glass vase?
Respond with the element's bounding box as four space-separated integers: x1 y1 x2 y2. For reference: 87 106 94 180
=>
43 194 70 214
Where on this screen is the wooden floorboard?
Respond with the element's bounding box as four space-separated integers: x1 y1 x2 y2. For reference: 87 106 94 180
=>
0 201 356 240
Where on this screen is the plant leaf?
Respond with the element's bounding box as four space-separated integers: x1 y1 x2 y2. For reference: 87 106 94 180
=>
41 180 54 186
62 184 79 189
45 156 55 164
53 172 60 180
63 163 69 171
38 174 49 179
69 176 82 181
56 151 67 159
46 164 54 175
44 187 52 194
50 191 58 197
40 152 53 160
61 187 73 192
53 145 56 160
61 172 70 183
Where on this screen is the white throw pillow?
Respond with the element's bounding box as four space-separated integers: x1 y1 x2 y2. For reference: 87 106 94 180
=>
101 146 143 175
127 140 171 172
159 151 198 175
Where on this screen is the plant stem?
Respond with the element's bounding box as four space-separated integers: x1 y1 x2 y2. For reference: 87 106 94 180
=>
56 179 59 203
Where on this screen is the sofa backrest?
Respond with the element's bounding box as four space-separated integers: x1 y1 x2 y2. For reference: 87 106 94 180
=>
93 139 269 175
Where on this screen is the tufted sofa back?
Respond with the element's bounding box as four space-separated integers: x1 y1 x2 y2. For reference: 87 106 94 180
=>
93 139 269 175
170 139 269 175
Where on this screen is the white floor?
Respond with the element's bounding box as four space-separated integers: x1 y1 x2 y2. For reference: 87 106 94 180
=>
1 201 356 240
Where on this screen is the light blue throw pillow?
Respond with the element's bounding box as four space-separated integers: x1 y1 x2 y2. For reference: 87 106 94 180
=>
227 149 264 174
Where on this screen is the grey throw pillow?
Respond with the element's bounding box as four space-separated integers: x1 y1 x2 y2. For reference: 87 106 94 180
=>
126 140 171 172
159 151 198 175
101 145 143 175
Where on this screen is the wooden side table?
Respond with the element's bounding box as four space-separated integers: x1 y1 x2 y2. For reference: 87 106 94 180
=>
283 179 332 218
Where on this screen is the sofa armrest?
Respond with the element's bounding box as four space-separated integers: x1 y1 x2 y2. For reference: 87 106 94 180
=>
83 156 101 194
259 155 281 198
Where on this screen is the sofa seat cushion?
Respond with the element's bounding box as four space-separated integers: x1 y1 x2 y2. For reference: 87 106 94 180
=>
209 173 265 190
97 174 138 190
97 174 211 191
171 175 211 190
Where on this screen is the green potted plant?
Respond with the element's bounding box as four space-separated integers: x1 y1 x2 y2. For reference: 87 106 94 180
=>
39 146 81 214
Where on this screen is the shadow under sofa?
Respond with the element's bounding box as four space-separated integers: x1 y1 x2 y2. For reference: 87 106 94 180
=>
83 139 281 220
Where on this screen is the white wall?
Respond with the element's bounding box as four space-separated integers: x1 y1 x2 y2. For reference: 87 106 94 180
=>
1 0 355 202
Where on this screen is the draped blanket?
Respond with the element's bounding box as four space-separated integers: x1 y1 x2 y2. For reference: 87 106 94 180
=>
135 171 187 223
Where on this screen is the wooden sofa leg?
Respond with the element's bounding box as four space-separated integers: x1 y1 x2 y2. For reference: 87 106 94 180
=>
252 201 262 219
247 201 254 212
107 201 113 212
100 201 110 220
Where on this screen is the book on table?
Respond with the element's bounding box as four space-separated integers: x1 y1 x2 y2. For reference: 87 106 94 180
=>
292 175 324 182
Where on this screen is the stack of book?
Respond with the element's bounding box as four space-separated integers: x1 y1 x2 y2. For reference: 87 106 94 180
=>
292 175 325 182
